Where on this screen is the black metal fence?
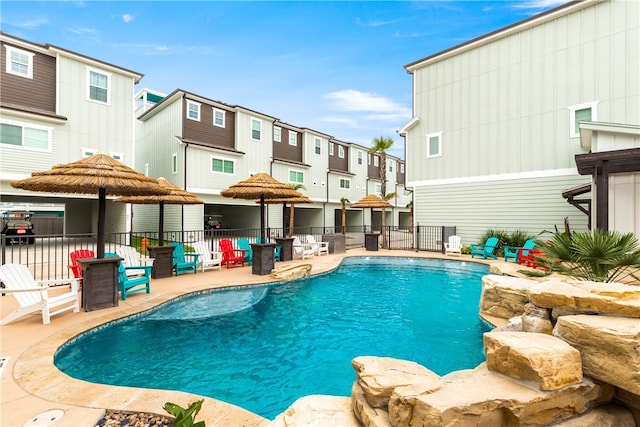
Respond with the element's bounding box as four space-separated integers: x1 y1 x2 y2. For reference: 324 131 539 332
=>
1 224 455 281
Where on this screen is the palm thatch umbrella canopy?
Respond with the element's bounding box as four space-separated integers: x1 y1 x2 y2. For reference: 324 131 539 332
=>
221 172 303 241
114 177 204 246
11 153 170 258
352 194 392 233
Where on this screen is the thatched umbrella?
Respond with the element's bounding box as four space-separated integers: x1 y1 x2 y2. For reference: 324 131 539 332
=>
114 177 204 246
11 153 170 258
351 194 392 232
221 172 303 242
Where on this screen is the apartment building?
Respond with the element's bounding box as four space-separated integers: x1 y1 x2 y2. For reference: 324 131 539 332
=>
134 88 410 236
0 31 143 235
400 0 639 244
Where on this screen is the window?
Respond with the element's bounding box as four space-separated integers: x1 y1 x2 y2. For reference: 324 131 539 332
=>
144 163 149 177
403 189 411 196
338 145 345 158
374 156 379 167
251 118 262 141
172 153 178 174
211 156 235 175
375 183 382 194
87 68 110 104
0 121 50 150
426 132 442 158
400 163 405 173
368 154 371 165
329 142 334 156
213 108 225 127
339 178 351 189
274 126 281 142
81 147 97 157
357 150 363 165
109 152 123 161
289 169 304 184
5 46 33 79
186 101 200 121
569 102 598 138
314 137 321 155
289 131 298 146
388 160 394 173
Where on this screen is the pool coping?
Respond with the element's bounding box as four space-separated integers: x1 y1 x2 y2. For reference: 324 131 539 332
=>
1 249 496 426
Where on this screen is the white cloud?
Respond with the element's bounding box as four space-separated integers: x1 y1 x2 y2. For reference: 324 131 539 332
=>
67 27 99 36
321 116 358 127
122 14 134 23
8 17 50 29
512 0 569 9
324 89 410 117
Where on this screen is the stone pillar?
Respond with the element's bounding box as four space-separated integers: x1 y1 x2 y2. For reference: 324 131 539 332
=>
148 245 175 279
365 233 379 251
78 257 120 311
251 243 275 275
275 237 294 261
322 233 346 254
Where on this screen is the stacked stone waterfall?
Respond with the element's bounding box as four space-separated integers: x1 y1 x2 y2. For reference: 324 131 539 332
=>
269 271 640 427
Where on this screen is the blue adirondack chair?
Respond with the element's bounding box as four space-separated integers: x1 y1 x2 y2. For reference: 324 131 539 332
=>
504 239 535 263
105 252 152 300
237 238 253 266
471 236 499 260
168 242 199 275
274 245 282 262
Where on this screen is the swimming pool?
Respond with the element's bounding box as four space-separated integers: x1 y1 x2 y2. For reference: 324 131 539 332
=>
55 257 490 419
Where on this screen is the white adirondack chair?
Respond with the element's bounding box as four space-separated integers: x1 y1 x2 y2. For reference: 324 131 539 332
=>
191 241 223 272
444 235 462 256
305 235 329 256
292 237 314 260
0 264 80 325
116 246 154 277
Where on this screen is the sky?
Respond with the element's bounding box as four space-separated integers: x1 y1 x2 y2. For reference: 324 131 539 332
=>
1 0 569 159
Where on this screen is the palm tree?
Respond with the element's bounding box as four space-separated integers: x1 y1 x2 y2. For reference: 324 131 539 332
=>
287 183 306 237
369 136 394 246
340 197 350 234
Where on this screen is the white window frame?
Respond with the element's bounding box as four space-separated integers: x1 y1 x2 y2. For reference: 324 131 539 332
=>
357 150 363 165
211 155 235 175
314 137 321 155
274 126 281 142
426 131 443 158
288 169 304 184
251 118 262 141
109 151 124 161
0 119 52 151
374 155 379 167
400 163 405 173
568 101 598 138
81 147 97 158
172 153 178 174
5 45 34 79
86 67 111 105
288 131 297 146
144 163 149 177
329 142 334 156
368 154 371 165
186 100 201 121
388 160 394 173
338 145 345 159
213 108 225 127
375 183 382 195
339 178 351 189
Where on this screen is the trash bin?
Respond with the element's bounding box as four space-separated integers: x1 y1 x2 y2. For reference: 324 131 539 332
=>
365 233 379 251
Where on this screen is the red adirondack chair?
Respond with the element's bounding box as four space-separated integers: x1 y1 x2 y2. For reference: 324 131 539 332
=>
219 239 245 269
68 249 95 282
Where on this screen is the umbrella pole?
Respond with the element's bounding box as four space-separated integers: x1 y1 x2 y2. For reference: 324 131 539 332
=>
159 202 165 246
97 188 106 258
260 194 266 242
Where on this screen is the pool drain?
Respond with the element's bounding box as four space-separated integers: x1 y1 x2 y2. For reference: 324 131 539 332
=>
23 409 65 427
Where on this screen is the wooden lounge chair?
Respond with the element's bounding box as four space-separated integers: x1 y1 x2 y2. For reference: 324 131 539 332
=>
305 235 329 256
105 252 152 300
292 237 314 260
68 249 94 281
471 236 499 260
116 246 153 277
191 241 223 272
237 238 253 266
444 235 462 256
168 242 199 275
504 239 535 263
0 263 80 325
220 239 245 268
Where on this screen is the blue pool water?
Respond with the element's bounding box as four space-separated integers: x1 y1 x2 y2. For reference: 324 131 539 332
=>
55 257 489 419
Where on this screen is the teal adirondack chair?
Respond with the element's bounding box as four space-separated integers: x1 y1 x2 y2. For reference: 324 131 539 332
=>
471 236 499 260
105 252 152 300
504 239 535 263
168 242 199 275
237 238 253 266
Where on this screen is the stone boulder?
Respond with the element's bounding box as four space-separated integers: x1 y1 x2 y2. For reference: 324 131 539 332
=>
484 331 583 391
351 382 392 427
351 356 441 409
271 263 312 281
388 364 613 427
551 405 636 426
521 303 553 334
267 395 359 427
554 315 640 395
480 275 535 320
528 279 640 318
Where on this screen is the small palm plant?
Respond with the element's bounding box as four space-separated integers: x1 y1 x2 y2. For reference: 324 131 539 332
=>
164 399 205 427
538 229 640 283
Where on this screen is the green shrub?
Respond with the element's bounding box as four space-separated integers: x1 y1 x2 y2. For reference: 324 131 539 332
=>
163 400 205 427
460 245 471 255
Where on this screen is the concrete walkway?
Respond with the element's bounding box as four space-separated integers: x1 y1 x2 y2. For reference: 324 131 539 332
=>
1 249 495 427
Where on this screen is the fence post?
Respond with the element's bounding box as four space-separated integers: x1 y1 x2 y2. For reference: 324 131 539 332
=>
415 223 420 252
441 226 446 254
